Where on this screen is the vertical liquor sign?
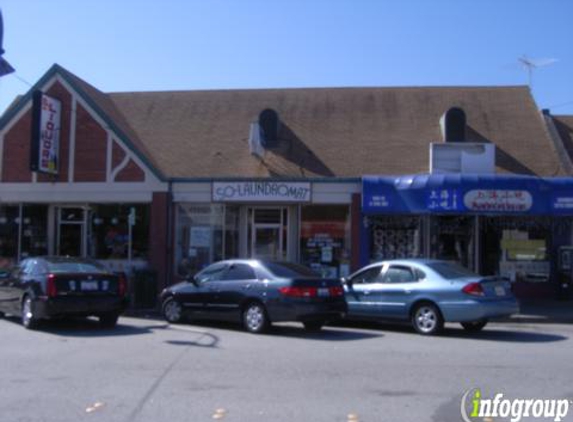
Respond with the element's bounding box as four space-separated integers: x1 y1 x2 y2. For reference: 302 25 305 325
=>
30 90 61 175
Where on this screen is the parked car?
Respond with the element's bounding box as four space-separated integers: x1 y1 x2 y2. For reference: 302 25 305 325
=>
343 259 519 335
0 256 128 329
160 260 347 333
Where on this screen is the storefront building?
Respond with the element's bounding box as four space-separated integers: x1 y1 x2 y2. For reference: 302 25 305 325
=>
362 174 573 298
1 64 571 302
172 180 358 279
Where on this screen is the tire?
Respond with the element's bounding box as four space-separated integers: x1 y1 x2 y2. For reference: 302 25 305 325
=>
461 320 488 332
99 313 120 328
303 321 324 332
21 295 38 330
411 303 443 335
162 297 184 324
242 302 270 334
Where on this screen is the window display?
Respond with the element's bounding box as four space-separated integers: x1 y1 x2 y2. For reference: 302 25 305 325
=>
90 204 149 260
175 204 239 277
370 216 421 261
300 205 350 278
0 205 19 269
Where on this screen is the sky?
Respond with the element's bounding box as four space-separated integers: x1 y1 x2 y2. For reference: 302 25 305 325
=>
1 0 572 116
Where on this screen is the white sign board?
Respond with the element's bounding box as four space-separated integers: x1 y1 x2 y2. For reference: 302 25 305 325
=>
31 92 61 174
213 182 311 202
464 190 532 212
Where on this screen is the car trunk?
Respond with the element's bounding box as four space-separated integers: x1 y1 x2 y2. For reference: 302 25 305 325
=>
49 272 122 297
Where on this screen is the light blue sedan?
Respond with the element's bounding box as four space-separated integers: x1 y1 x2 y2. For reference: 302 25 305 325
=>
343 259 519 335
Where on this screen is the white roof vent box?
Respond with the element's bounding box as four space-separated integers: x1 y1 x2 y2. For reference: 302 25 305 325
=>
431 107 495 174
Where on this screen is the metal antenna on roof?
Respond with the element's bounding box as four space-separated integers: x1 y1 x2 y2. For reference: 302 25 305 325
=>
518 55 557 89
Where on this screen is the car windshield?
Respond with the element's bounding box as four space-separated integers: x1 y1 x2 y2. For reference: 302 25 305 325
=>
263 262 318 278
47 261 109 274
426 261 477 279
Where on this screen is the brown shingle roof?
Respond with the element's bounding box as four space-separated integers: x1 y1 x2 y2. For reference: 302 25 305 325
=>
553 115 573 163
106 85 565 178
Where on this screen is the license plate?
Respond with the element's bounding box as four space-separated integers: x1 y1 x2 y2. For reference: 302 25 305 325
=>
317 288 329 297
81 281 99 291
494 286 505 296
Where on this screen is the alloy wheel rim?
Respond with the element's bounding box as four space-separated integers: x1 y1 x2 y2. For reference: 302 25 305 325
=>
246 306 263 330
416 307 436 332
22 298 32 325
165 301 181 322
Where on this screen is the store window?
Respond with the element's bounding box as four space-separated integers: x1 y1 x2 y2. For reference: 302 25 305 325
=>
0 205 48 268
0 205 19 269
370 216 422 262
176 204 239 277
484 217 551 283
430 216 475 270
90 204 149 260
300 205 351 278
21 205 48 259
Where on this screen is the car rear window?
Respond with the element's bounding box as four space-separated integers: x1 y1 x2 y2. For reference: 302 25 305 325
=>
264 262 318 278
47 261 109 274
426 262 477 279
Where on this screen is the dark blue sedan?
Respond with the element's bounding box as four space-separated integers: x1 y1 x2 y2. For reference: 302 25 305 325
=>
160 260 347 333
343 259 519 335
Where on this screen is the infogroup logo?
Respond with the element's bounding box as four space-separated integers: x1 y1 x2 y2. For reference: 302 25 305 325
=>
461 388 571 422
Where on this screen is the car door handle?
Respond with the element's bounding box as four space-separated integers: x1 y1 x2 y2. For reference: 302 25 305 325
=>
363 290 370 295
242 284 251 290
403 289 412 294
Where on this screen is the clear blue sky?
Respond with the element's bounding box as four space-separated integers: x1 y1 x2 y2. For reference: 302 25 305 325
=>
1 0 572 115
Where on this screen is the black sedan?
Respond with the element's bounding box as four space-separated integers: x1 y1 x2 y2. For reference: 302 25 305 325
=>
160 260 347 333
0 256 128 329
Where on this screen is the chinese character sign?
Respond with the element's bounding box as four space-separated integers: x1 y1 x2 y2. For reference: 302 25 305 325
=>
428 189 460 211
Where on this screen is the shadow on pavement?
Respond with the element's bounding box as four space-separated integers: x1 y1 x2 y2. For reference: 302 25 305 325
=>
169 319 383 341
334 320 568 343
2 315 167 337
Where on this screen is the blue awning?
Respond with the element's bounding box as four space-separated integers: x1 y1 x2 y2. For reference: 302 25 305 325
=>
363 174 573 216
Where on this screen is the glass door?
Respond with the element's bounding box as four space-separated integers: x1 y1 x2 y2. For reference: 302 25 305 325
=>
249 207 287 260
56 207 88 257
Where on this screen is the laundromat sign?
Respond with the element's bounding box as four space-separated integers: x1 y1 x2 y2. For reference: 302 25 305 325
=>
212 182 312 202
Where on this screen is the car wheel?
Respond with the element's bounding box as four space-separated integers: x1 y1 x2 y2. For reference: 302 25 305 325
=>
303 321 324 332
411 303 443 335
461 320 488 332
242 302 270 334
21 295 38 330
163 297 183 324
99 313 119 328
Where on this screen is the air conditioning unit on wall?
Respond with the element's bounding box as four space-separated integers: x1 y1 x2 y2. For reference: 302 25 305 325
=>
430 143 495 174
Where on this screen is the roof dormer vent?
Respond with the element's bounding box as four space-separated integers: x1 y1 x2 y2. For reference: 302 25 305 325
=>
259 108 279 147
440 107 466 142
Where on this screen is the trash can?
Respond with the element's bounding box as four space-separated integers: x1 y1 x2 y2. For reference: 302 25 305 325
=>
132 269 158 309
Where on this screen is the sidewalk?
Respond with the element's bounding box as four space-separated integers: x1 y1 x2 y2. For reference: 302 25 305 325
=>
510 299 573 324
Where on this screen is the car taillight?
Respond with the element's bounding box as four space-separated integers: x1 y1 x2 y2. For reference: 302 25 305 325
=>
462 282 485 297
329 286 344 297
47 274 57 298
118 273 127 297
279 286 318 298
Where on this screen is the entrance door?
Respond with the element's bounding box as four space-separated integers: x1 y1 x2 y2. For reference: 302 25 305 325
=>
249 208 287 260
56 207 88 257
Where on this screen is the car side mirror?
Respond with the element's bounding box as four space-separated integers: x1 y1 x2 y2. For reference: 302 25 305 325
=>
342 277 353 287
185 274 199 286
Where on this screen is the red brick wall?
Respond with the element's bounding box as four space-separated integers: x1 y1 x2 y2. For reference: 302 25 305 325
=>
2 109 33 182
2 82 72 182
116 159 145 182
112 141 145 182
74 103 106 182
